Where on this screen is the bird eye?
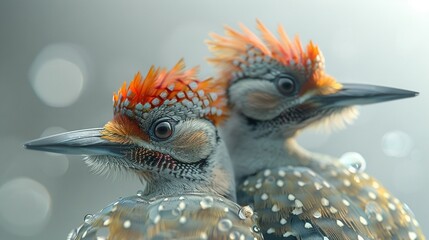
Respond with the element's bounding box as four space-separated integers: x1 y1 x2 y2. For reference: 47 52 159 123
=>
276 76 296 95
153 121 173 140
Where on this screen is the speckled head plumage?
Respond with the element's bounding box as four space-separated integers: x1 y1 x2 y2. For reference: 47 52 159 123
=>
24 60 235 199
112 59 227 125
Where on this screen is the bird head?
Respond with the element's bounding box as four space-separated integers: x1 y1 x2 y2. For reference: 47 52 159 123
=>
207 20 417 137
25 60 234 199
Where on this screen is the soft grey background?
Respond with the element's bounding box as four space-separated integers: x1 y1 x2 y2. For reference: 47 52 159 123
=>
0 0 428 239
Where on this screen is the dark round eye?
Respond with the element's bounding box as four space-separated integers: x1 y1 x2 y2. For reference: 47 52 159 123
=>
276 76 296 95
154 121 173 140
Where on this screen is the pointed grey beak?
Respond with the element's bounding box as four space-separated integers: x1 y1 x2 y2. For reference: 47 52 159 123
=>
24 128 128 157
312 83 418 107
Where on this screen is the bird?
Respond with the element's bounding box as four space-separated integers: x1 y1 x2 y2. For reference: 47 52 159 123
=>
25 60 263 240
207 20 425 239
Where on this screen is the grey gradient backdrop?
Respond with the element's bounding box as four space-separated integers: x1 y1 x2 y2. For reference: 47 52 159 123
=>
0 0 428 239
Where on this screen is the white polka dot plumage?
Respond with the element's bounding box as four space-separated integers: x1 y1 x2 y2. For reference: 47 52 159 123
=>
237 164 424 239
68 193 262 240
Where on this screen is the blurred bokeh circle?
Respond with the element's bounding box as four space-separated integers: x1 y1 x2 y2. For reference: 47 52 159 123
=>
381 130 413 158
0 177 51 236
28 43 88 108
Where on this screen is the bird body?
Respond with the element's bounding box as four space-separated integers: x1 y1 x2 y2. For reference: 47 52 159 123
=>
25 60 263 239
233 134 422 239
68 193 261 240
208 21 425 239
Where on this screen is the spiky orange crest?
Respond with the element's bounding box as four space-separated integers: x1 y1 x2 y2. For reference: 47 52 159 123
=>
113 60 227 125
206 20 341 93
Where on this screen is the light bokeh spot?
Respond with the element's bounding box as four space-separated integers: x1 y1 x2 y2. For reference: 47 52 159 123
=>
29 44 87 108
0 178 51 236
31 58 83 107
382 130 413 158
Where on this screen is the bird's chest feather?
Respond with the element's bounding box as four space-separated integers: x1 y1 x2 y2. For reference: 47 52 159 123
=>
69 193 263 240
237 166 377 240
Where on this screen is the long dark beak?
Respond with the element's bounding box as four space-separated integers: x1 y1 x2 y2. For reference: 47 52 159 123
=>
24 128 127 157
312 83 418 107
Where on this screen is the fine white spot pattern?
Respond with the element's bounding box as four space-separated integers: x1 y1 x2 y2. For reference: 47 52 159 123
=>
200 232 208 239
295 199 303 208
322 181 331 188
292 208 303 215
264 169 271 176
376 213 383 222
293 170 302 177
368 192 377 200
178 201 186 210
151 98 160 106
372 181 380 189
343 179 351 187
321 198 329 206
313 211 321 218
123 220 131 228
103 218 111 226
189 82 198 90
342 199 350 206
405 215 411 223
314 182 323 190
177 92 185 98
388 203 396 211
354 176 361 183
153 214 161 224
359 216 368 225
271 204 280 212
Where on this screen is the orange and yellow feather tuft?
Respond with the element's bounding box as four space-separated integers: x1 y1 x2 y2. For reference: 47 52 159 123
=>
206 20 341 95
113 59 228 125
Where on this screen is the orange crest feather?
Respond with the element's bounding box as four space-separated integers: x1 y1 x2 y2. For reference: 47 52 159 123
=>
207 20 335 93
113 60 227 125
